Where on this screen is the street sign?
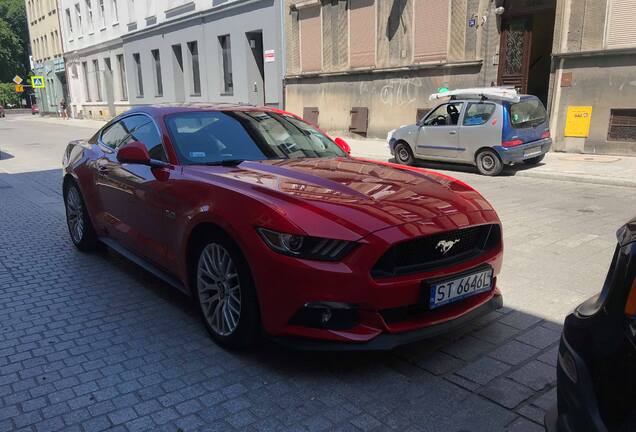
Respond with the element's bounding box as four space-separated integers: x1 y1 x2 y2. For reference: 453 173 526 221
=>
15 84 24 93
31 76 45 88
264 49 276 63
13 75 23 85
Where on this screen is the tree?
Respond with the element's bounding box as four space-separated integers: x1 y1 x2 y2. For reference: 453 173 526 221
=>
0 83 21 106
0 0 29 82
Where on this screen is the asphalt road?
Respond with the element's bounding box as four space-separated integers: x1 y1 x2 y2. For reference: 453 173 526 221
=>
1 115 635 432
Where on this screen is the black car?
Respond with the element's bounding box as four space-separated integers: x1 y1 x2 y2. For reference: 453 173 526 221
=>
546 217 636 432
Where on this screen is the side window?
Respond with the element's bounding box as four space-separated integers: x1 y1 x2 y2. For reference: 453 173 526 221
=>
423 102 464 126
463 103 496 126
100 121 129 149
121 115 149 134
127 121 168 162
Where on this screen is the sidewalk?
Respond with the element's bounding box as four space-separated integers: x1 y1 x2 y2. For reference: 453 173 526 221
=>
344 136 636 188
10 113 107 129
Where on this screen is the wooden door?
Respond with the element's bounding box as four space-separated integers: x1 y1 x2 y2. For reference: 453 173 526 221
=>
497 17 532 93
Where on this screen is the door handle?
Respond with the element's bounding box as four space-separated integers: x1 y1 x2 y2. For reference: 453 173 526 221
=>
448 131 457 135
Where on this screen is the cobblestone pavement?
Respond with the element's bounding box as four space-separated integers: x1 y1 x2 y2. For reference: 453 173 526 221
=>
1 117 635 432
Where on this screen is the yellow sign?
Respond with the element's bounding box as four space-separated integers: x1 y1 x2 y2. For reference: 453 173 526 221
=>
564 106 593 138
15 84 24 93
13 75 23 85
31 76 45 88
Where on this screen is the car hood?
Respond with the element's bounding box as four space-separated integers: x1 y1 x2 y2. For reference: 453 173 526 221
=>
184 157 496 239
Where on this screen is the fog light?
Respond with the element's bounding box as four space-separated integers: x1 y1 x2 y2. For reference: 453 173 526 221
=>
290 302 358 330
558 350 578 383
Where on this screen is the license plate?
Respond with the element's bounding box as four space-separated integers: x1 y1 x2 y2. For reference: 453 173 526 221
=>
524 147 542 157
428 268 493 309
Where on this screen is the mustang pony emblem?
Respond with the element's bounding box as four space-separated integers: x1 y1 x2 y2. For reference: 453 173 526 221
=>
436 239 460 254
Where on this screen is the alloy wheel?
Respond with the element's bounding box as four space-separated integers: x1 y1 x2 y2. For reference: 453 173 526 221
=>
65 186 85 244
197 243 241 336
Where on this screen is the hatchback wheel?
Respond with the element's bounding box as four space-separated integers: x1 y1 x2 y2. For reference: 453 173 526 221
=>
195 235 259 348
476 149 503 176
64 181 98 251
394 142 415 165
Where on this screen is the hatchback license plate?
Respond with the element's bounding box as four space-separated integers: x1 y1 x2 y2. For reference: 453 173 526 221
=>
524 147 542 157
429 268 493 309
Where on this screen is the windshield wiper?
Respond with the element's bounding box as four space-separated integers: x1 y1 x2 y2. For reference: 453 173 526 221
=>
202 159 246 167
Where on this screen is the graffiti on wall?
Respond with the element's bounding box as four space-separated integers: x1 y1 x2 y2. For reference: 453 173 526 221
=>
359 78 424 106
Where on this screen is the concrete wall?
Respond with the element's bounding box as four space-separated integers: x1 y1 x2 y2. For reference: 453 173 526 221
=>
551 52 636 155
285 64 484 137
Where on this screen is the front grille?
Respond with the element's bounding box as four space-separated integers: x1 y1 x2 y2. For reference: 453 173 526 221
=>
371 224 500 278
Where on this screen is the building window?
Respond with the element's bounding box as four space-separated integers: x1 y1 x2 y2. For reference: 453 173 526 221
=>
187 41 201 96
85 0 94 31
152 49 163 97
65 8 73 35
111 0 118 22
133 53 143 97
218 35 233 95
93 59 102 101
75 3 82 33
98 0 105 27
54 31 60 56
82 61 91 101
608 109 636 142
117 54 127 100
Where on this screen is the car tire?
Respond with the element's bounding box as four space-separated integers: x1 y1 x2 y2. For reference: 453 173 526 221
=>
64 181 99 251
194 233 260 349
476 149 504 176
524 154 545 165
394 141 415 166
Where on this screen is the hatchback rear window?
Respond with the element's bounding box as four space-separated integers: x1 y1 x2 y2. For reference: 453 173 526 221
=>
509 98 547 128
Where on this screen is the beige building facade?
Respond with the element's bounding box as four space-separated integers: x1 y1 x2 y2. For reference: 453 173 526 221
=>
284 0 636 155
25 0 67 114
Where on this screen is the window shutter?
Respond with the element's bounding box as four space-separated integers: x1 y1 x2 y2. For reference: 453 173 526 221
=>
413 0 449 62
607 0 636 48
299 6 322 72
349 0 375 68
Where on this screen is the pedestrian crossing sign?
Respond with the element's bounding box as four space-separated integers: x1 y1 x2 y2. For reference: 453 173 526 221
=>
32 76 45 88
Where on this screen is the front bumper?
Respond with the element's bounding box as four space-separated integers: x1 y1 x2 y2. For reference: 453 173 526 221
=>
246 213 504 348
271 294 502 350
494 138 552 164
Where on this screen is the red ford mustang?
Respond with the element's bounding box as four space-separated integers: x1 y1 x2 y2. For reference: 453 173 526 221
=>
62 105 503 349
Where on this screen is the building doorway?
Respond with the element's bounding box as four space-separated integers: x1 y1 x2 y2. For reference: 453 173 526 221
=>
497 3 555 104
245 31 265 106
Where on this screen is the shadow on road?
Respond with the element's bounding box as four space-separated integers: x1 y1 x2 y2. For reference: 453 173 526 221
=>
388 157 546 177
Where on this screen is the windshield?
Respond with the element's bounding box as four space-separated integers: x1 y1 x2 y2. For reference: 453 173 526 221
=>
509 98 547 128
165 110 347 165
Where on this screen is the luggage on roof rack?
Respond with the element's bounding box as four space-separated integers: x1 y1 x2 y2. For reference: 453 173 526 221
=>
429 87 521 103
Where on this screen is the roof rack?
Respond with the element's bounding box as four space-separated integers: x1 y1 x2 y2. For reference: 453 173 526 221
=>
429 87 521 103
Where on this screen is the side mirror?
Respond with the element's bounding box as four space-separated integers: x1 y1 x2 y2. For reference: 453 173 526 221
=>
334 137 351 155
117 140 151 165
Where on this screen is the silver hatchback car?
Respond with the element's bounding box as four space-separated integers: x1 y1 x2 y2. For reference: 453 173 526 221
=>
387 88 552 176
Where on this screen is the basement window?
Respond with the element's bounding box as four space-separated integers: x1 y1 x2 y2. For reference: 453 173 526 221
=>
608 109 636 142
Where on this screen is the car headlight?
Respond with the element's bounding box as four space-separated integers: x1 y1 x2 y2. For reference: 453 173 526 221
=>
257 228 356 261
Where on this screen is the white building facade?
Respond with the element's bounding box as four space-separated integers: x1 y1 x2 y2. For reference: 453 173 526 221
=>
59 0 284 120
